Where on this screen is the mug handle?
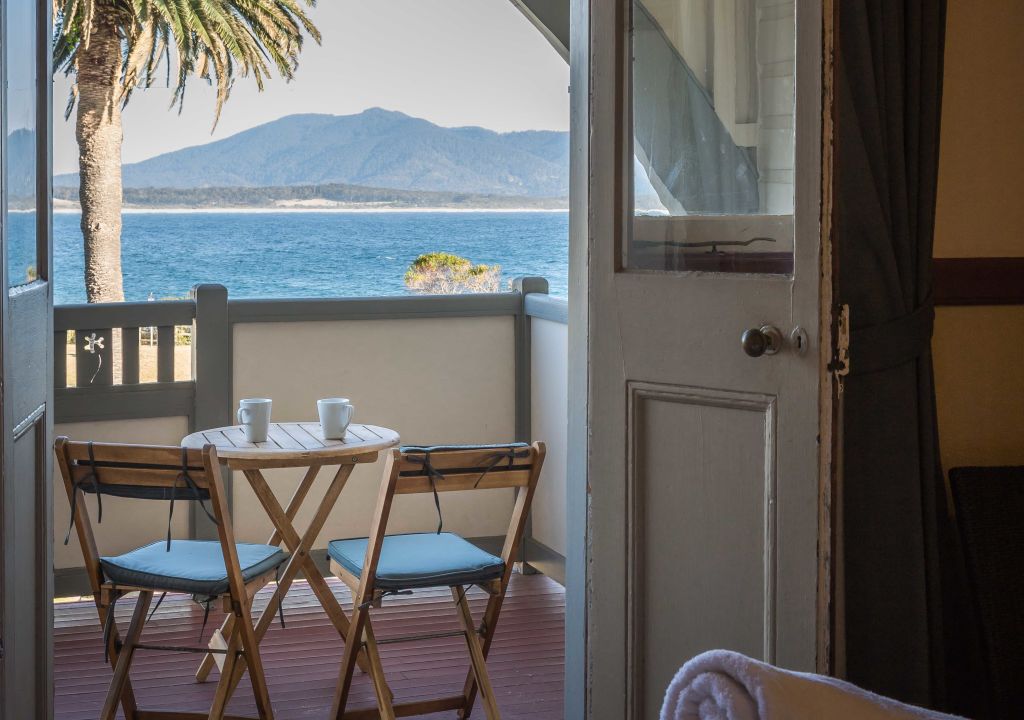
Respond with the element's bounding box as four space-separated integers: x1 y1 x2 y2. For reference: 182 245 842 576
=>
237 407 251 426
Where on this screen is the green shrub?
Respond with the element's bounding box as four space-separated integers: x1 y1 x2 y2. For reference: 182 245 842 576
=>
404 252 501 294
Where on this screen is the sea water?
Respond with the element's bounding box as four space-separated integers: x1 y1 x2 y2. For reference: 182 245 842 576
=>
50 210 569 305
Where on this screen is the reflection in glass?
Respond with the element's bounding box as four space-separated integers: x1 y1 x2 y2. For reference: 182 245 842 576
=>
6 0 39 287
631 0 795 275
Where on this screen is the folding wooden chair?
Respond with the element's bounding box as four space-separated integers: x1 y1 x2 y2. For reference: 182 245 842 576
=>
327 442 545 720
55 437 289 720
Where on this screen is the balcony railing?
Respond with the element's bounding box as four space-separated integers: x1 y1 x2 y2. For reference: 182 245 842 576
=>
53 279 568 594
55 297 197 421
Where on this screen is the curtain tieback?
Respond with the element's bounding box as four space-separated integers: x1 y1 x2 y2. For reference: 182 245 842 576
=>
848 295 935 376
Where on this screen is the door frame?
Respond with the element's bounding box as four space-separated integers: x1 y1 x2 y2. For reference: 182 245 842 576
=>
815 0 841 680
0 0 56 715
564 1 839 717
564 0 591 717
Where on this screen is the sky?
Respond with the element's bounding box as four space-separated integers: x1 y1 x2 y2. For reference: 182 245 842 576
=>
53 0 570 175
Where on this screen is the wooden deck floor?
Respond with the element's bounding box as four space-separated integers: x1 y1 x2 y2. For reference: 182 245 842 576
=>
55 573 564 719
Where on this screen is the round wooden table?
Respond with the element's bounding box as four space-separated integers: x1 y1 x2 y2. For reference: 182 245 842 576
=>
183 421 400 469
181 422 400 684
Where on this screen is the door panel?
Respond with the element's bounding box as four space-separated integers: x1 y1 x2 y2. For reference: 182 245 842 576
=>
8 288 49 418
1 0 55 716
581 0 825 717
7 421 45 714
629 383 777 716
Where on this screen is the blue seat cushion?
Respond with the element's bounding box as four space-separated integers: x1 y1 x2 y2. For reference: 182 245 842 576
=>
101 540 288 597
328 533 504 591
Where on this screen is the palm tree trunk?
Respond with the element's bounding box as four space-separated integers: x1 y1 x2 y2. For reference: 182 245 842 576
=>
76 8 124 303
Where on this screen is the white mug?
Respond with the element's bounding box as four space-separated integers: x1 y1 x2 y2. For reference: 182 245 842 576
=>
318 398 354 440
237 398 272 443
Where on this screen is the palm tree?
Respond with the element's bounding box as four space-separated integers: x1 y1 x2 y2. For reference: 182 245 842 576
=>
54 1 320 303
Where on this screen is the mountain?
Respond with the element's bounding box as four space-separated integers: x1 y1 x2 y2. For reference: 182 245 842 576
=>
7 128 38 203
56 108 570 197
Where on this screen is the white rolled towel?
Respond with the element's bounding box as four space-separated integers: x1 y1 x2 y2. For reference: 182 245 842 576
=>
660 650 964 720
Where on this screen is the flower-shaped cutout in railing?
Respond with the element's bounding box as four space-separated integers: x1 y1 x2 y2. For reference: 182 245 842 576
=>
82 332 106 385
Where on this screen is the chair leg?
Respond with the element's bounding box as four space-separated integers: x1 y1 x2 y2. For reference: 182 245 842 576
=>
329 606 368 720
452 587 501 720
99 591 152 720
96 597 140 718
237 600 275 720
208 600 275 720
209 629 242 720
457 590 506 719
362 613 396 719
197 612 236 682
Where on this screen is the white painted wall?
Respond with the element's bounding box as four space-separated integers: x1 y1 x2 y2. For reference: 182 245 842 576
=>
231 317 517 548
757 0 797 214
530 318 568 557
53 416 191 569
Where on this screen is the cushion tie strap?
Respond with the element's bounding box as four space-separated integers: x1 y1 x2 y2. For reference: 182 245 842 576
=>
193 595 215 642
102 593 118 664
422 450 445 534
167 447 218 551
471 448 518 489
358 589 412 611
65 441 102 545
147 591 167 624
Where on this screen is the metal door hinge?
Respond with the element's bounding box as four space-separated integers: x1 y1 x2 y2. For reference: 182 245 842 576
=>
828 304 850 386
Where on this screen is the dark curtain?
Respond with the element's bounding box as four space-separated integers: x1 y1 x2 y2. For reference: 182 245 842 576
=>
835 0 954 710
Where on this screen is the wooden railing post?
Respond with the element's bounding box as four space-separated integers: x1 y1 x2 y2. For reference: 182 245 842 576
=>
513 277 549 443
513 276 548 573
191 284 232 540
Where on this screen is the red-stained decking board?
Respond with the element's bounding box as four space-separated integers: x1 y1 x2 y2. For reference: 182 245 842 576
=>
55 573 564 719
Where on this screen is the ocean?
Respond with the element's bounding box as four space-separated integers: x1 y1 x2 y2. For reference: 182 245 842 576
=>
49 210 569 305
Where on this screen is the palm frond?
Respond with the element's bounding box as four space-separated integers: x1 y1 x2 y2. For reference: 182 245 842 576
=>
55 0 320 126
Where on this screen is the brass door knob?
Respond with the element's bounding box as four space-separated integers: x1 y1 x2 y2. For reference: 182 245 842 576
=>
741 325 782 357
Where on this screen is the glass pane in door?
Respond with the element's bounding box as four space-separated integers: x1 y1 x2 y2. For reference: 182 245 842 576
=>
6 0 39 287
629 0 795 274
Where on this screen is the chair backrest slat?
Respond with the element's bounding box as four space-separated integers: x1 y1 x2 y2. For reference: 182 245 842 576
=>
396 446 531 471
395 445 536 494
394 469 533 494
61 440 210 496
69 464 213 491
63 441 206 468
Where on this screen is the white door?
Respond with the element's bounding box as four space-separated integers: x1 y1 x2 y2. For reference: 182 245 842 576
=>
571 0 829 717
1 0 55 716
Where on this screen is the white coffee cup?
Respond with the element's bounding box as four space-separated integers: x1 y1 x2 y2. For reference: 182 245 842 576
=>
318 398 354 440
237 398 272 443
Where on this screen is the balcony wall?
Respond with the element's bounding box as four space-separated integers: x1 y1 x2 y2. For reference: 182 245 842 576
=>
528 299 569 562
52 285 570 591
230 316 516 546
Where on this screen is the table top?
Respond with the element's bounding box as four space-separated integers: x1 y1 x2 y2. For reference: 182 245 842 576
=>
182 422 400 467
